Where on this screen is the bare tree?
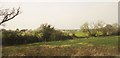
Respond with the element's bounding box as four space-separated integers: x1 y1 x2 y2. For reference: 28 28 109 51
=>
80 21 106 36
92 21 106 36
0 7 21 25
80 22 92 36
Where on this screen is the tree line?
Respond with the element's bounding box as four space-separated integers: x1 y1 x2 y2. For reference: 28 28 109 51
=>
1 24 73 46
80 21 120 37
1 22 119 46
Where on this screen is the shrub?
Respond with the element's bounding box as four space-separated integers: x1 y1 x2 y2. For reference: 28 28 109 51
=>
2 29 40 46
37 24 73 42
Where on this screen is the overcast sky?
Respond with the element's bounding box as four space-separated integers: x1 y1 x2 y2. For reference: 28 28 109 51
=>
0 2 118 30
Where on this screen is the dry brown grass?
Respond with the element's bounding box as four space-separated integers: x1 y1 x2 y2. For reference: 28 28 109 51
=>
2 46 119 56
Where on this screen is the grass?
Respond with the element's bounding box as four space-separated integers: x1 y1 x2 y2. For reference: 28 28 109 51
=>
75 31 88 37
2 36 119 56
21 35 118 47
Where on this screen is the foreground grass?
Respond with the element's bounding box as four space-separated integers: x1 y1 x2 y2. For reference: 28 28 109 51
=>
2 36 119 56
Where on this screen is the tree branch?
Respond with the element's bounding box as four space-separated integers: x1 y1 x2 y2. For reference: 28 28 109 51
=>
0 7 20 25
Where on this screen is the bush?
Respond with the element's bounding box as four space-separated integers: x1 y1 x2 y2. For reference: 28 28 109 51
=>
37 24 73 42
2 29 40 46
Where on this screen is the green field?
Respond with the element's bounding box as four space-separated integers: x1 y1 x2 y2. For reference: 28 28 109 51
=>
2 36 119 56
23 35 118 47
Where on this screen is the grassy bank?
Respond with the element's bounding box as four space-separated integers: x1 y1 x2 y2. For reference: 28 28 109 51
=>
2 36 119 56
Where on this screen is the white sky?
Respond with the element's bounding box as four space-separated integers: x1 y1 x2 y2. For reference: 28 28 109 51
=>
0 1 118 30
0 0 119 2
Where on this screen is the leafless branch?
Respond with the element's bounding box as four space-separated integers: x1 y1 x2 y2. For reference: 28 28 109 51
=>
0 7 21 25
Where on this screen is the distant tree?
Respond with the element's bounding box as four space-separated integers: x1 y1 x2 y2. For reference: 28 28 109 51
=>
0 7 21 25
80 22 91 36
104 24 114 35
36 24 73 41
111 23 119 35
92 21 106 36
38 24 55 42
